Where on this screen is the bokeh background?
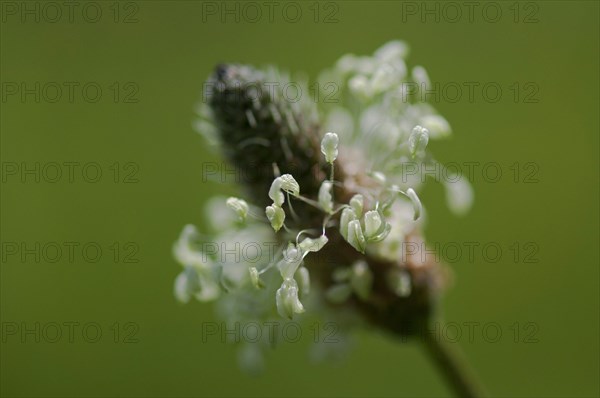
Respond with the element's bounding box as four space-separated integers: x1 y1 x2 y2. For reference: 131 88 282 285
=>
1 1 598 397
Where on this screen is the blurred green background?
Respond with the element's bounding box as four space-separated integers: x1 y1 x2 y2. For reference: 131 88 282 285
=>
1 1 598 397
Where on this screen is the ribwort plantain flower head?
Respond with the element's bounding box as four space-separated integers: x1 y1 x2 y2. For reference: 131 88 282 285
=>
174 41 473 371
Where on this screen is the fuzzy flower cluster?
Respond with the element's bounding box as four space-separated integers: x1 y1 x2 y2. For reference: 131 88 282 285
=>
316 41 474 260
174 41 473 371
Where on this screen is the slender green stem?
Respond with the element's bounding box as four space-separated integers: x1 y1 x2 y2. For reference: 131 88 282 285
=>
421 329 488 398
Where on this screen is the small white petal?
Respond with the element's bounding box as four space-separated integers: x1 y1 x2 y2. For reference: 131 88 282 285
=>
296 266 310 296
350 261 373 301
336 54 359 74
408 125 429 158
298 235 328 253
318 181 334 213
265 205 285 232
174 271 191 303
370 171 387 185
325 283 352 303
332 267 352 283
371 64 397 93
194 277 221 302
238 343 265 376
173 225 212 271
226 197 249 222
364 210 383 238
278 174 300 196
368 222 392 243
349 75 372 99
420 114 451 138
347 219 366 253
412 65 430 92
374 40 409 61
204 197 238 231
321 132 339 163
268 174 300 206
278 244 303 279
349 194 364 218
276 279 305 319
275 286 288 318
444 176 474 216
175 266 220 303
406 188 422 221
389 269 412 297
248 267 264 289
340 208 358 240
355 56 378 74
268 178 285 206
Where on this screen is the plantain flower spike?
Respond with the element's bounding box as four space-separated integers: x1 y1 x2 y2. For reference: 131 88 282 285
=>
173 41 474 373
